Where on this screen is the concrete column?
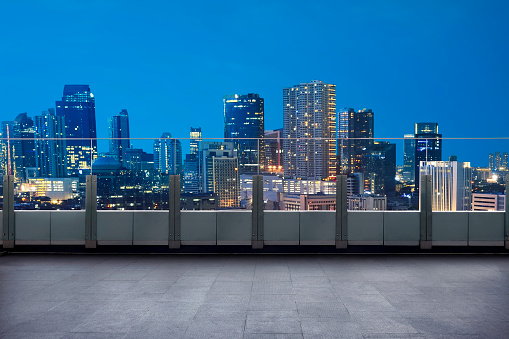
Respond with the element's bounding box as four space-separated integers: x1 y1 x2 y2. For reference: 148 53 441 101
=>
169 175 181 249
505 176 509 249
420 174 432 249
336 175 347 249
2 175 15 248
85 175 97 248
252 175 264 249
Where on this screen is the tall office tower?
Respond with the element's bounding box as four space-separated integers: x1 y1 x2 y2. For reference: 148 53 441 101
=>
414 122 442 190
200 141 239 208
403 134 416 183
34 109 66 178
420 161 472 211
108 109 130 165
1 115 36 182
263 129 283 173
283 80 336 179
183 154 201 193
190 127 202 155
489 153 494 170
494 152 502 170
343 109 375 174
153 133 182 175
224 93 264 174
503 153 508 170
56 85 97 176
364 141 396 195
1 121 21 180
337 108 355 174
14 113 36 181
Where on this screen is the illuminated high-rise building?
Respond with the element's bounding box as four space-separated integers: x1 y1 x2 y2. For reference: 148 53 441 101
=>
420 160 472 211
1 114 36 182
108 109 130 165
200 141 239 208
190 127 202 155
56 85 97 176
283 80 336 179
263 129 283 173
414 122 442 190
224 93 264 174
153 133 182 175
34 109 66 178
337 108 355 174
403 134 415 183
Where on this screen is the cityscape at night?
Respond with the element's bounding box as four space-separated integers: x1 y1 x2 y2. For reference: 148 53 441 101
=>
1 1 509 338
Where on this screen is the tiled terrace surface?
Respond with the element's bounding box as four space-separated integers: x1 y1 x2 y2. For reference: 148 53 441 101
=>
0 254 508 339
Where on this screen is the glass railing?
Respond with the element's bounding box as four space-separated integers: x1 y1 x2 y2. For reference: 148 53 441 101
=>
1 136 507 212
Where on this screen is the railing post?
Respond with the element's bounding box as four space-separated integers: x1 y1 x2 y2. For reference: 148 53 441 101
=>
420 174 432 249
336 175 347 249
85 175 97 248
169 175 181 249
505 176 509 249
2 175 15 248
252 174 264 249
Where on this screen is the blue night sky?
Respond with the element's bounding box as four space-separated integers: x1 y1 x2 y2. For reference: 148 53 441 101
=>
1 0 509 166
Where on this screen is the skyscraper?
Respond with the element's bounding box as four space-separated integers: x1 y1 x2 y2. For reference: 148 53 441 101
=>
283 80 336 180
414 122 442 190
56 85 97 176
263 129 283 173
364 141 396 195
108 109 130 165
153 133 182 175
403 134 416 183
1 114 36 182
420 160 472 211
190 127 202 155
337 108 355 174
339 108 374 175
200 141 239 208
1 120 21 180
34 108 66 178
14 113 36 181
224 93 264 174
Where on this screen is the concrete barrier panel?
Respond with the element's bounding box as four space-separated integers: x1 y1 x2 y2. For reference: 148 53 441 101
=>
432 212 468 246
383 211 420 246
181 211 217 245
50 211 86 245
133 211 169 245
216 211 251 245
468 212 504 246
348 211 384 245
97 211 133 245
264 211 299 245
15 211 51 245
300 211 335 245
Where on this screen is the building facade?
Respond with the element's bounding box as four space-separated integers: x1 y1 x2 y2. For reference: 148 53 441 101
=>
420 161 472 211
403 134 415 183
224 93 264 174
153 133 182 175
108 109 130 165
34 109 66 178
201 142 240 208
414 122 442 190
283 80 336 180
55 85 97 176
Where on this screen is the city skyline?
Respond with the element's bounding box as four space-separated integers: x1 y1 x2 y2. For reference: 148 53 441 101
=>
1 1 508 167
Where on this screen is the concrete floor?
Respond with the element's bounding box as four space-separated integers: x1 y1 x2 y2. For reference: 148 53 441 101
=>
0 253 508 338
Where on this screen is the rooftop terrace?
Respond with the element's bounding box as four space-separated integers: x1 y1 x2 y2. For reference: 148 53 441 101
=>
1 253 508 338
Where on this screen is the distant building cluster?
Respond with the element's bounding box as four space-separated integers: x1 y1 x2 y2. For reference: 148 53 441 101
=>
1 82 505 211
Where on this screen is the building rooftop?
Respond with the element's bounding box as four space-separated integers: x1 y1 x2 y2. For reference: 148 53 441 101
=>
1 253 508 338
